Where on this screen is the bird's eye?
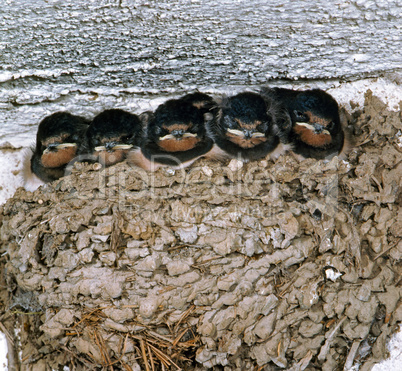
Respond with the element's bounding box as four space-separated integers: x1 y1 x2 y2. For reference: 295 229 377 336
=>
327 121 335 131
121 135 130 143
257 122 268 133
92 138 100 146
293 110 308 122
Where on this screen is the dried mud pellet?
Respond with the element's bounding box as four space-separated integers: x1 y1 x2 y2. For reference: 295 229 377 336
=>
139 297 160 318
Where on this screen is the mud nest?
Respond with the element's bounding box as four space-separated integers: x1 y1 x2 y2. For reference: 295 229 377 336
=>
1 90 401 370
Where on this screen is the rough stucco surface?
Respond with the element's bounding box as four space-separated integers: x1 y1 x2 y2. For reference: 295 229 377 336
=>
1 0 401 89
0 0 401 146
0 91 401 370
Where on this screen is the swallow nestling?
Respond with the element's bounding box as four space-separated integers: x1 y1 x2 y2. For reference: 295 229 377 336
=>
23 111 90 191
206 91 291 162
128 92 217 170
86 109 144 166
261 87 347 160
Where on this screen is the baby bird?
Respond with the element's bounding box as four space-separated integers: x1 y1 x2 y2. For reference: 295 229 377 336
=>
86 109 144 166
23 111 90 191
261 87 347 160
206 92 291 161
129 92 216 170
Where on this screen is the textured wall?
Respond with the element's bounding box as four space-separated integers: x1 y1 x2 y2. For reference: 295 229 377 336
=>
0 0 401 145
1 0 401 89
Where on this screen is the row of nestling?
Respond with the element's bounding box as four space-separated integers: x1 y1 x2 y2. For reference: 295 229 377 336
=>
23 87 352 191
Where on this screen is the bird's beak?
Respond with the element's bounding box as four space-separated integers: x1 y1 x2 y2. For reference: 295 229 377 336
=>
94 143 133 152
227 128 244 137
251 132 265 138
43 142 76 154
295 122 330 135
109 144 133 150
227 128 265 139
158 134 175 141
182 132 197 138
159 132 197 141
